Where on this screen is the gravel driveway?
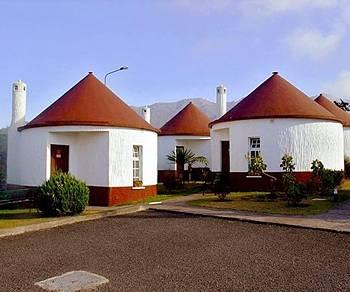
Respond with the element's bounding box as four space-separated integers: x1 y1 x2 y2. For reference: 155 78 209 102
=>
0 211 349 291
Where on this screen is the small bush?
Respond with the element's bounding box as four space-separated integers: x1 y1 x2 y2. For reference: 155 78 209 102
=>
319 169 343 199
280 154 306 206
286 182 307 206
248 155 267 176
310 159 343 199
311 159 324 177
213 173 230 201
36 172 89 217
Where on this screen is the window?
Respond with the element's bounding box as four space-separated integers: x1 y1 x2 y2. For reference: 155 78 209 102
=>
133 145 142 182
248 137 261 163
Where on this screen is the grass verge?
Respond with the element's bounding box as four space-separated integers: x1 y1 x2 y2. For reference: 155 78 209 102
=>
0 209 102 229
189 191 350 216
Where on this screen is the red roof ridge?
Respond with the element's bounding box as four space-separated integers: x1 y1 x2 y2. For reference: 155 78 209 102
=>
159 102 210 136
21 73 159 133
210 73 341 127
315 94 350 127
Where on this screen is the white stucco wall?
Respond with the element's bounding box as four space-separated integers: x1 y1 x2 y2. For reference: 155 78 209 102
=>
210 128 229 172
158 135 211 171
7 126 23 185
7 125 158 188
109 128 158 187
211 118 344 172
344 127 350 159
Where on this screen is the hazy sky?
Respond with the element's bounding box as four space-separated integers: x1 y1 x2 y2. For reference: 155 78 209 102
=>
1 0 350 128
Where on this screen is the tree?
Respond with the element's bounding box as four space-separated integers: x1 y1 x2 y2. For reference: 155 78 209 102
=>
334 99 350 112
167 148 208 183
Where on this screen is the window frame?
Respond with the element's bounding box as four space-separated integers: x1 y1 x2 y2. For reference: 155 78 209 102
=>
248 137 261 166
132 145 143 182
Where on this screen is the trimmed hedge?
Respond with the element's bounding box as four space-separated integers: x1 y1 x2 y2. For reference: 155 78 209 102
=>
36 172 89 216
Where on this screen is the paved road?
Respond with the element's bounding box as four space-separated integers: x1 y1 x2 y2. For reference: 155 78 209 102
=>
314 200 350 221
0 211 349 291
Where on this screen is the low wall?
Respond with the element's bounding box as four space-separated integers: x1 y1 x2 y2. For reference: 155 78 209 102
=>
89 185 157 206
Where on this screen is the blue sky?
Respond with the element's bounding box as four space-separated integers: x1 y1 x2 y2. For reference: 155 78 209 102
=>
1 0 350 128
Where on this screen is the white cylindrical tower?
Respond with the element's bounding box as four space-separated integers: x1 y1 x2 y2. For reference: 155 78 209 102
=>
142 106 151 123
216 85 227 118
11 80 27 126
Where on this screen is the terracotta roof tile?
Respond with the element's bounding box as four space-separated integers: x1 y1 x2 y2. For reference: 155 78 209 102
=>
210 73 341 127
21 73 159 132
160 102 210 136
315 94 350 127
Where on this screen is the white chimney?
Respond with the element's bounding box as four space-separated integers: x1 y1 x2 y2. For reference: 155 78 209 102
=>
142 106 151 123
216 85 227 118
11 80 27 127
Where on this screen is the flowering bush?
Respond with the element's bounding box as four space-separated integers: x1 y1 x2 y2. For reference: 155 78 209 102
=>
248 155 267 176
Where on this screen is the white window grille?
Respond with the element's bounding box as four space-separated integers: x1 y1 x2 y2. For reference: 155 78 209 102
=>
133 145 142 181
248 137 261 164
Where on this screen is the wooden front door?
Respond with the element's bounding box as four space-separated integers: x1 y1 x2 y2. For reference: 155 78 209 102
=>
50 145 69 176
221 141 230 173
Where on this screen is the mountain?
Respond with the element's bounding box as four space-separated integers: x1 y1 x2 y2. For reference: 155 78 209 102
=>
132 97 237 128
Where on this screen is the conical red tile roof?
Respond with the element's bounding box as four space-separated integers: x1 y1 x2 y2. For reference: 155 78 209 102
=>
315 94 350 127
160 102 210 136
21 73 159 132
210 73 341 127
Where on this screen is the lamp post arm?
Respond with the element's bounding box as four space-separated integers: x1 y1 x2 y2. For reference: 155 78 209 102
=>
104 66 128 85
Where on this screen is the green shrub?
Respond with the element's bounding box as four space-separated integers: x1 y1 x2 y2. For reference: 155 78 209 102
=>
36 172 89 216
213 173 230 201
280 154 295 173
280 154 306 206
285 182 307 206
310 159 343 199
311 159 324 176
319 169 343 199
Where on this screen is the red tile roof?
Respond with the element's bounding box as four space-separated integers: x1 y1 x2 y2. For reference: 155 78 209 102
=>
315 94 350 127
159 102 210 136
210 73 341 127
21 73 159 132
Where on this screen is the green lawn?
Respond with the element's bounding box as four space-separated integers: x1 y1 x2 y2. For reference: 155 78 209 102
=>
0 209 101 229
189 188 350 216
0 191 182 230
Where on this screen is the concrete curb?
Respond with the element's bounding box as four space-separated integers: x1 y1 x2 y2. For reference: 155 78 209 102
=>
0 205 148 239
149 206 350 234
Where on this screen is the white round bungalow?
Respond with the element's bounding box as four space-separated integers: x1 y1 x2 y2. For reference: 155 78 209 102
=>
209 72 344 190
7 72 159 206
158 102 211 181
315 94 350 158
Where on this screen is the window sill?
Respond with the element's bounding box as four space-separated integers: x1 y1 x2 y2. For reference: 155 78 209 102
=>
246 175 262 178
132 186 146 190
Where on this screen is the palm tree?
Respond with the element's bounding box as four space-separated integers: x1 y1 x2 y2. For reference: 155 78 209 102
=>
167 148 208 183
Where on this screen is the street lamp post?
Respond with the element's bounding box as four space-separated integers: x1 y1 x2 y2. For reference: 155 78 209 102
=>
104 66 128 85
